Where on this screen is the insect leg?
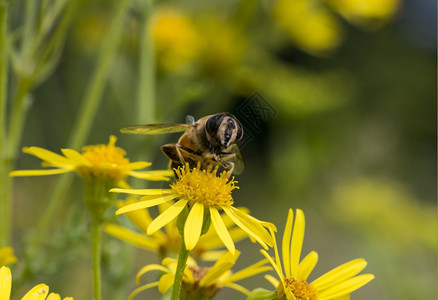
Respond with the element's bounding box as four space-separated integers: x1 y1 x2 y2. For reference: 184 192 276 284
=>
175 143 187 164
217 156 234 178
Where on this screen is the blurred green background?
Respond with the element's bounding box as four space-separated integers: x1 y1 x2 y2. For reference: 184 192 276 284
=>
5 0 436 299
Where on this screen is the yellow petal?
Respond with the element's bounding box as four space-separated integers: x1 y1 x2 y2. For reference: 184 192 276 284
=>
22 147 71 166
158 273 175 294
260 250 284 282
21 284 49 300
200 251 239 287
60 149 90 166
199 250 227 261
116 194 176 215
297 251 318 280
223 265 272 285
282 209 294 278
0 266 12 300
135 264 169 284
264 274 279 287
223 207 272 249
209 207 235 254
147 199 188 234
311 259 367 291
222 282 251 296
285 287 297 300
110 188 174 195
290 209 305 278
129 170 174 181
159 202 179 237
122 161 152 170
197 223 247 251
317 274 375 300
46 293 61 300
10 168 73 177
269 226 282 284
127 282 159 300
104 224 159 251
184 202 204 250
118 198 154 233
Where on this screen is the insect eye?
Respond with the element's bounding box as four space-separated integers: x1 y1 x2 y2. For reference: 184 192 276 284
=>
206 115 225 137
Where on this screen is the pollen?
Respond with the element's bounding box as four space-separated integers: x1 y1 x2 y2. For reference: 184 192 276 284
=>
284 277 318 300
77 135 130 181
171 163 238 208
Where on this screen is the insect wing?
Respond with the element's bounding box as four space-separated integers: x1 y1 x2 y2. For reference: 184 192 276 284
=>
222 144 245 175
120 124 192 135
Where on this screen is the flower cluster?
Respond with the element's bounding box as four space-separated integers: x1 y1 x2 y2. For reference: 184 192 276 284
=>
9 135 374 300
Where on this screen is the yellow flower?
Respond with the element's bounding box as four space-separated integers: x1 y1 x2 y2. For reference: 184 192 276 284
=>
150 8 202 71
105 197 250 261
0 248 17 266
260 209 374 300
128 250 271 299
0 266 72 300
10 135 173 185
112 164 275 254
272 0 343 56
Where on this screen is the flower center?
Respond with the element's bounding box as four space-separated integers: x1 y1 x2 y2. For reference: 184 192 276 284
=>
170 164 238 208
284 277 318 300
188 266 210 282
181 266 220 299
77 135 130 181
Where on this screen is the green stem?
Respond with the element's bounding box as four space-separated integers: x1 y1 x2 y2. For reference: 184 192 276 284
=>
21 0 37 58
171 238 190 300
0 1 9 247
1 79 30 247
92 220 102 300
7 79 31 155
137 0 156 124
69 0 131 148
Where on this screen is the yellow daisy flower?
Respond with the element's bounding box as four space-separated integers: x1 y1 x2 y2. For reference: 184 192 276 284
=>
111 164 275 254
260 209 374 300
272 0 343 56
128 250 272 300
104 197 250 261
150 7 202 71
0 266 72 300
10 135 173 185
0 248 17 266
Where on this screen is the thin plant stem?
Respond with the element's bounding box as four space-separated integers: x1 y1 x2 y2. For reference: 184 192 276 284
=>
137 0 156 124
0 2 9 247
69 0 131 149
21 0 37 58
1 80 31 247
92 220 102 300
171 238 190 300
7 79 31 156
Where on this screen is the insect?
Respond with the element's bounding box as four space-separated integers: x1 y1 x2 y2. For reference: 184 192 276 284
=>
121 113 245 176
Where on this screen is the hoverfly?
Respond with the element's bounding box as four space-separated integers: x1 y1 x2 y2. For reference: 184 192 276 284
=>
121 113 245 176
